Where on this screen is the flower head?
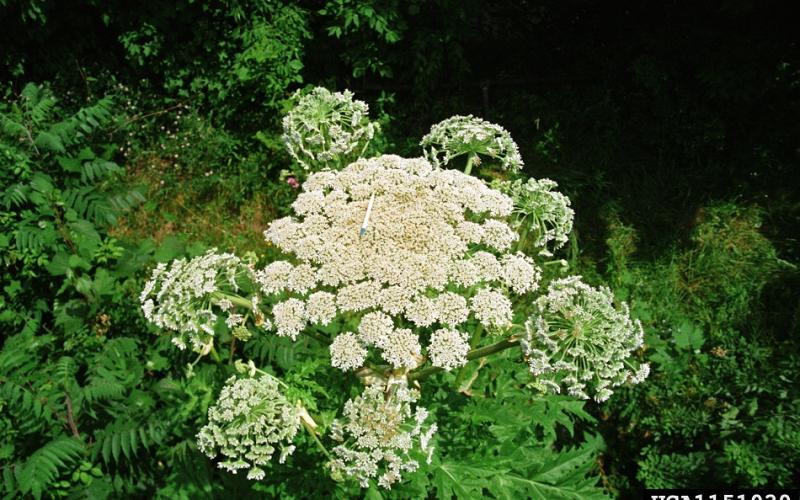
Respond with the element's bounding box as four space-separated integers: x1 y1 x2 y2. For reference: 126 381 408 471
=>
196 374 300 480
330 332 368 371
259 155 539 371
139 250 256 352
282 87 378 171
271 298 307 340
521 276 648 402
420 115 523 173
470 287 513 330
328 379 437 489
427 328 470 371
495 177 574 252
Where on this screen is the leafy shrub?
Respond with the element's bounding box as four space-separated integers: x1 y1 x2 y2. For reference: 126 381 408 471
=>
117 1 311 125
0 83 142 336
679 203 784 329
0 83 155 497
597 202 800 492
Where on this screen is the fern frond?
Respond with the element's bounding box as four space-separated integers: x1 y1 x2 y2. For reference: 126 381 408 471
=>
83 378 126 405
0 332 39 373
168 439 197 465
1 115 27 139
54 356 77 387
80 159 122 184
19 83 58 130
63 186 133 226
63 186 105 220
15 437 84 500
102 337 139 358
53 301 92 337
14 224 47 253
48 120 77 150
33 130 65 153
107 188 145 214
19 82 40 102
0 381 48 435
95 420 164 465
3 183 30 208
70 96 115 143
20 312 42 336
68 219 101 247
2 464 17 496
90 197 117 225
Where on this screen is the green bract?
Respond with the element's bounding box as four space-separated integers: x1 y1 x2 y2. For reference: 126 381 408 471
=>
420 114 523 174
282 87 378 171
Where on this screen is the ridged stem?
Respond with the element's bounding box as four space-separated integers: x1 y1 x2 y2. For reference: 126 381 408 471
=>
408 335 520 382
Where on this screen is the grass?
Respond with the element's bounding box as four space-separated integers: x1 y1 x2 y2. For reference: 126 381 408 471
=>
111 154 282 258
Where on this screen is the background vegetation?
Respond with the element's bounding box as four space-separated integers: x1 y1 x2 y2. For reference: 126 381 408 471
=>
1 0 798 497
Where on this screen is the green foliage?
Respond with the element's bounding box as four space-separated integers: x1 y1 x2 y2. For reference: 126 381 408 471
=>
679 204 784 328
320 0 406 78
1 1 798 497
1 84 141 280
0 84 166 498
14 437 86 499
428 444 606 500
597 202 799 492
115 1 311 124
407 351 609 499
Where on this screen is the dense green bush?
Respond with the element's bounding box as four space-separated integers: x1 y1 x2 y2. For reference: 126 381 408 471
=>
598 204 799 492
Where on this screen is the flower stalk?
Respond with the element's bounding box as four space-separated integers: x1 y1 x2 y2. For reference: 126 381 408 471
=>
409 335 520 382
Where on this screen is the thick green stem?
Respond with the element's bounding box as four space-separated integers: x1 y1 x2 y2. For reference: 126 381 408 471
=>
408 335 520 382
228 337 237 364
464 153 477 175
301 417 331 460
515 220 531 254
212 291 253 309
208 346 222 363
466 335 520 360
305 328 332 345
407 365 442 383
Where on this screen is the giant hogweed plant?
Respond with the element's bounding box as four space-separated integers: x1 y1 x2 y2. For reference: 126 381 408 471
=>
141 88 649 493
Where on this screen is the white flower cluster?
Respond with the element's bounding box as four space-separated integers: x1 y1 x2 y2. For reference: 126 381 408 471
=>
138 91 653 491
140 250 257 352
282 87 378 171
521 276 649 402
420 115 523 172
196 375 300 480
496 177 574 252
329 380 437 489
330 332 368 370
259 155 541 372
427 329 470 371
